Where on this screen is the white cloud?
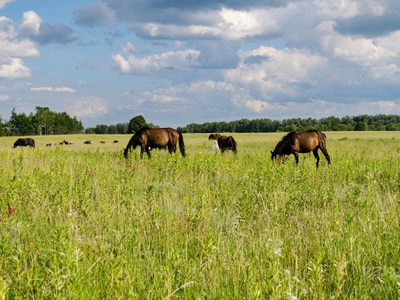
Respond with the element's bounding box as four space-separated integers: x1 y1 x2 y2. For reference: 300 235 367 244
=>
225 46 327 97
122 42 136 54
74 2 116 27
0 94 10 101
65 97 108 118
18 11 42 36
0 16 39 58
112 48 200 74
0 0 15 10
315 21 397 66
313 0 360 19
30 86 77 92
0 58 31 79
135 7 280 40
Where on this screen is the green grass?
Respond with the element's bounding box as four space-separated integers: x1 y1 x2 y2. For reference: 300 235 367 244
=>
0 132 399 299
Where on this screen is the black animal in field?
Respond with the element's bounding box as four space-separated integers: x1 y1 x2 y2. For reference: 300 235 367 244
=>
13 138 35 149
208 133 237 154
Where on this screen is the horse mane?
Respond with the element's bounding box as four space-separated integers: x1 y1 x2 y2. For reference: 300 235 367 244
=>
274 131 297 154
135 127 150 134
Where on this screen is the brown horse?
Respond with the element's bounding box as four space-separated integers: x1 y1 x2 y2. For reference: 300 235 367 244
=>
84 140 92 144
13 138 35 149
208 133 237 154
271 130 330 168
124 127 185 159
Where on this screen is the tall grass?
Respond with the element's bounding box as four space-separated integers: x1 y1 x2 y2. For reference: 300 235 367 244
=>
0 132 399 299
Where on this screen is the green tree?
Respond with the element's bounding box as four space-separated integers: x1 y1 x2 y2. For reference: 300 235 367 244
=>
0 117 5 136
9 109 35 135
355 122 368 131
128 115 147 134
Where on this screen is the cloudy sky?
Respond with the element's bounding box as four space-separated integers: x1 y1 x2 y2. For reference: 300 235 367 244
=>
1 0 400 127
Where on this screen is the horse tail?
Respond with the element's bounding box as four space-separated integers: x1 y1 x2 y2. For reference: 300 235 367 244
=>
178 130 186 157
230 136 237 154
316 131 327 149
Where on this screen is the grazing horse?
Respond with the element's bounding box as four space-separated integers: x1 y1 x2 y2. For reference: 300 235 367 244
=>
100 141 106 144
208 133 237 154
271 130 331 168
46 143 56 147
84 140 92 144
13 138 35 149
124 127 185 159
113 140 119 143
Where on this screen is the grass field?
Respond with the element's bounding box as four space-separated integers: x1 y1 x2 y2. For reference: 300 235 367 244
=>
0 132 399 299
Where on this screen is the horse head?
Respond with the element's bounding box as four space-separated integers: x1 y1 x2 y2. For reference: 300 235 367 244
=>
208 133 221 140
270 150 277 160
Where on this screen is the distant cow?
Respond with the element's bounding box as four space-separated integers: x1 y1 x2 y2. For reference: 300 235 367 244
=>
113 140 119 143
208 133 237 154
46 143 56 147
13 138 35 149
100 141 106 144
61 140 73 145
84 140 92 144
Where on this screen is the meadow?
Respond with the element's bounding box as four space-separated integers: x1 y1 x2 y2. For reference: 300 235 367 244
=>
0 132 399 299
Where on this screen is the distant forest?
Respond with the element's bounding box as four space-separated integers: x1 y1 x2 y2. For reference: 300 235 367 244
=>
3 110 400 136
177 115 400 133
85 114 400 134
0 107 83 136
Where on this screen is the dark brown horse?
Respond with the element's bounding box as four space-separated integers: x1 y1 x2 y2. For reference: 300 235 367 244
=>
271 130 330 168
124 127 185 159
13 138 35 149
208 133 237 154
84 140 92 144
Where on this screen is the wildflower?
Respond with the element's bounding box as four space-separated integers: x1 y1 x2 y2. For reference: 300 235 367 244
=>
273 248 282 255
293 276 300 283
286 292 298 300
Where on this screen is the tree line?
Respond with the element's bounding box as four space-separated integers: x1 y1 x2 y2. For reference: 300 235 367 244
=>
0 107 84 136
177 115 400 133
84 115 159 134
4 109 400 137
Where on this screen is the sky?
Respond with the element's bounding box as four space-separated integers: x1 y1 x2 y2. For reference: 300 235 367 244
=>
1 0 400 128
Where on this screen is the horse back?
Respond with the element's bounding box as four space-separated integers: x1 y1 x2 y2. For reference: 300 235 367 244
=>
141 127 176 147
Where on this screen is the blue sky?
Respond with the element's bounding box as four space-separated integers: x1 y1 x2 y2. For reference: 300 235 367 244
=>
1 0 400 127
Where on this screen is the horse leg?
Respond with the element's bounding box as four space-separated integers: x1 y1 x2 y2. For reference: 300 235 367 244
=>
171 142 177 154
140 145 149 159
320 147 331 165
145 146 151 158
313 148 320 168
294 152 299 165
